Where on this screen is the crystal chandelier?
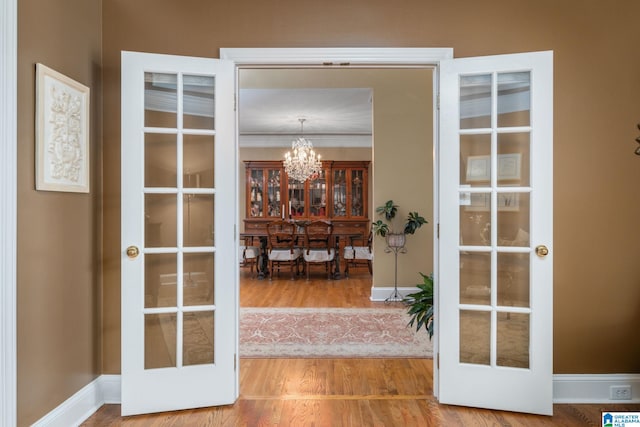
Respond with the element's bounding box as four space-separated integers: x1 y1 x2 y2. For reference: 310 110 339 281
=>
284 118 322 182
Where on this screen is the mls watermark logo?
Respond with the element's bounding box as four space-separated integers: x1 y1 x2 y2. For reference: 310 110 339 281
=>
603 412 640 427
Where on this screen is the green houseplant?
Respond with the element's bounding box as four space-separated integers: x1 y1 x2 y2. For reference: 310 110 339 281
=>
371 200 427 246
371 200 428 302
404 272 434 339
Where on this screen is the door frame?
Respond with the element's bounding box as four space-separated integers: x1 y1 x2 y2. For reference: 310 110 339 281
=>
1 0 18 424
221 47 452 396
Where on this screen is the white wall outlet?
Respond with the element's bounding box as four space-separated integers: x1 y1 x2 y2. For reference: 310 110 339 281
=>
610 385 632 400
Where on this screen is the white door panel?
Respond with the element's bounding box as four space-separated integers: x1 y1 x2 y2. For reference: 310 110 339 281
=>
439 51 553 415
121 51 237 416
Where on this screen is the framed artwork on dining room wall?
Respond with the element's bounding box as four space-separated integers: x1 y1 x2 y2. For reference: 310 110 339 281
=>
35 63 90 193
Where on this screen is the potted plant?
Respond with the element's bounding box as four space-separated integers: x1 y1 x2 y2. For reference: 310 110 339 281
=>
404 272 434 339
372 200 428 302
371 200 427 248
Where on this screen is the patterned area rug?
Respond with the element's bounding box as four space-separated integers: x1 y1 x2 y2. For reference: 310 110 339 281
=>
240 307 433 358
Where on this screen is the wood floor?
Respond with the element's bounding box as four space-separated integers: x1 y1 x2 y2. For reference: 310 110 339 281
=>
82 268 640 426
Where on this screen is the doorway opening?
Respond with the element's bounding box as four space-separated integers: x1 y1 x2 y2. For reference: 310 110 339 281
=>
235 65 436 358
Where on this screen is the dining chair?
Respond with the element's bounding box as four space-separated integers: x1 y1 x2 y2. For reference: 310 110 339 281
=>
266 220 302 280
343 230 373 277
240 235 260 278
302 220 335 280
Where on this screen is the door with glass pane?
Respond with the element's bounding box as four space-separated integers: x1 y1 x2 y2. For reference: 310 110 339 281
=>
439 51 553 415
121 51 236 416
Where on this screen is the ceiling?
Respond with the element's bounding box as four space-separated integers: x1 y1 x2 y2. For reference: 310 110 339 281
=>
238 88 373 148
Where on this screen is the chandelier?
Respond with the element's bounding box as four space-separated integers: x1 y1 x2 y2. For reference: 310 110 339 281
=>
284 118 322 182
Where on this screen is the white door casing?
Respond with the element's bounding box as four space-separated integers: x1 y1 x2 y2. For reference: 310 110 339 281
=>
439 51 553 415
121 51 237 416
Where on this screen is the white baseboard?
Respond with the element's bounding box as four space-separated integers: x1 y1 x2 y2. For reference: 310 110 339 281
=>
31 376 106 427
31 372 640 425
370 286 419 302
553 374 640 404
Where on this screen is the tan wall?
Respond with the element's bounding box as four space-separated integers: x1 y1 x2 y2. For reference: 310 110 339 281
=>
17 0 102 425
101 0 640 377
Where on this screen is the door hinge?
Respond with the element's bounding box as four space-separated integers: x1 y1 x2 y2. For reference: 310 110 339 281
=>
234 354 237 371
437 223 440 239
234 94 237 112
437 93 440 110
436 352 439 370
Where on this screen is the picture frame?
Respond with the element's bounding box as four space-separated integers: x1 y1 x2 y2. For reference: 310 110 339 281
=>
465 155 490 182
462 191 520 212
465 153 522 182
36 63 90 193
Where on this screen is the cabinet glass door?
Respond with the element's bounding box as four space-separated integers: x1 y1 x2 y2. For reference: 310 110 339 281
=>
332 169 347 217
288 179 305 217
309 169 327 217
248 169 263 217
266 169 282 217
350 169 365 217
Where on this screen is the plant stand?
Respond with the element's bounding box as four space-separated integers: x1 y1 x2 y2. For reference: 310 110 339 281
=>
384 233 407 303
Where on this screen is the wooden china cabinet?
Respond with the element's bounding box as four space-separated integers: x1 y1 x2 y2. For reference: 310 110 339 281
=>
243 161 370 251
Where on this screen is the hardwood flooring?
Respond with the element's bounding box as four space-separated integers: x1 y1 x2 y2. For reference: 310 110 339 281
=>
82 269 640 426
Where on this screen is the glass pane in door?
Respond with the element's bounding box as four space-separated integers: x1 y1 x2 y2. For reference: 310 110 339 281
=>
461 134 491 187
184 134 214 188
460 252 491 305
184 253 214 306
460 310 490 365
145 133 176 187
183 75 215 130
497 312 530 368
183 311 215 366
145 73 177 128
183 194 214 247
497 72 530 128
498 133 529 187
460 74 492 129
145 313 176 369
145 253 177 308
145 194 177 248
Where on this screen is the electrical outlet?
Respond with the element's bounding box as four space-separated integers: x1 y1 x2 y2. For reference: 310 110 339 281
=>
610 385 632 400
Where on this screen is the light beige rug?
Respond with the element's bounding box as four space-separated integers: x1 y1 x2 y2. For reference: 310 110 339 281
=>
239 307 433 358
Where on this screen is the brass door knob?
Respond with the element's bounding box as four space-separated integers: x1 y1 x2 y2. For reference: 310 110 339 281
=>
126 245 140 259
535 245 549 257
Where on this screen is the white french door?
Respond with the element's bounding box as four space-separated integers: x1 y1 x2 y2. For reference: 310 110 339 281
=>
438 51 553 414
121 51 237 416
118 47 553 417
